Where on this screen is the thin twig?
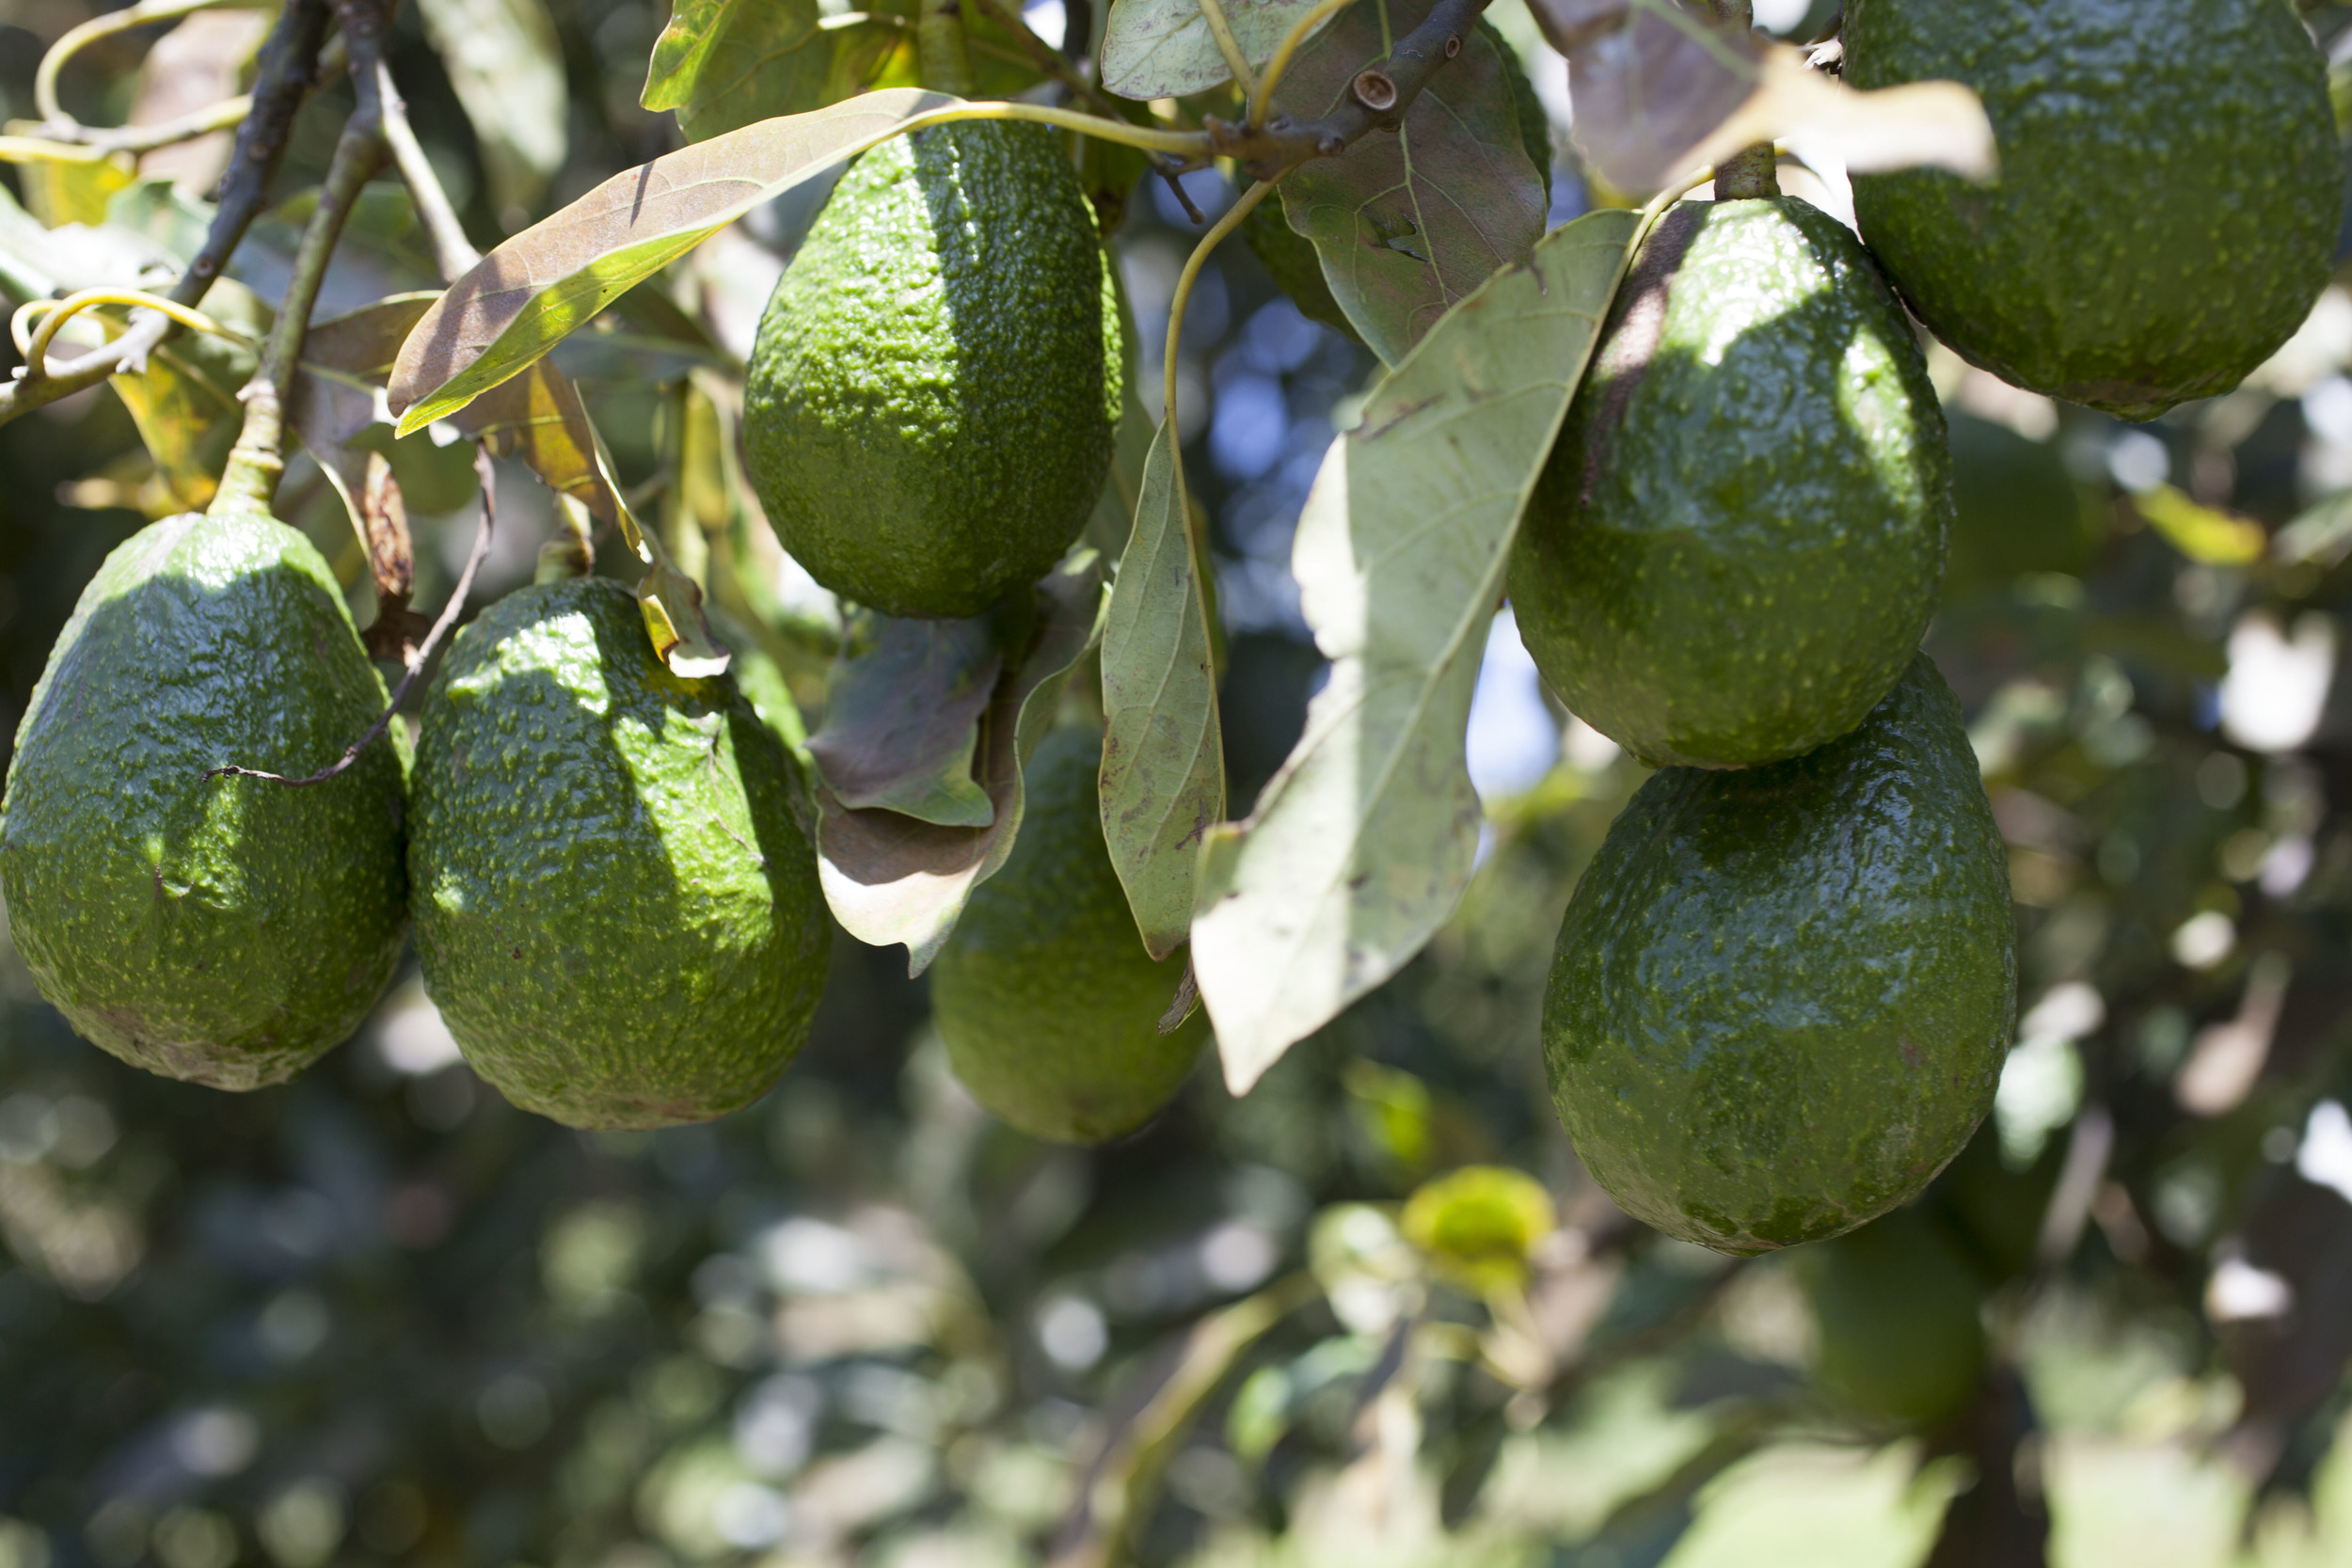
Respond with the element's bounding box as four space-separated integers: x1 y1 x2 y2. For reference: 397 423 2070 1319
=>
211 446 497 788
34 0 233 126
374 56 481 278
12 93 251 155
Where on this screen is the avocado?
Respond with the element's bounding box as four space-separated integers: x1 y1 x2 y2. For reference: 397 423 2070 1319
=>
1942 413 2102 596
930 724 1205 1143
744 123 1121 620
1542 655 2015 1255
408 577 830 1129
0 512 407 1088
1845 0 2340 420
1510 197 1950 769
1800 1207 1986 1429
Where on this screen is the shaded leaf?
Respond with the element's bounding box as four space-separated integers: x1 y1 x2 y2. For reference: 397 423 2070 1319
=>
1190 207 1639 1092
1268 0 1547 365
389 87 955 435
1100 422 1223 958
641 0 826 143
1533 0 1993 192
416 0 570 214
814 550 1107 974
1099 0 1337 100
287 292 444 531
232 183 442 318
806 610 1003 828
131 10 270 194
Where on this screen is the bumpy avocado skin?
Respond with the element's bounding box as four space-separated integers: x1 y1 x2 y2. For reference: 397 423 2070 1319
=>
408 578 830 1130
930 725 1205 1144
1846 0 2339 420
1513 198 1949 768
0 512 407 1088
744 123 1121 620
1542 656 2015 1256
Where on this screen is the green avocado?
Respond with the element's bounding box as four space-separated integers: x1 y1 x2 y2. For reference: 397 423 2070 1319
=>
930 724 1205 1144
1800 1207 1986 1429
1943 413 2103 596
1542 655 2015 1255
744 123 1121 620
0 511 407 1088
1845 0 2340 420
408 578 831 1129
1510 197 1950 769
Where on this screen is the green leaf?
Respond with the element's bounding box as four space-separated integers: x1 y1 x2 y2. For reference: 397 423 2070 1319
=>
1100 422 1224 959
1189 207 1640 1092
106 281 272 512
1100 0 1336 100
806 610 1004 829
389 88 956 436
415 0 570 214
1267 0 1548 365
287 292 446 532
641 0 826 143
813 550 1108 974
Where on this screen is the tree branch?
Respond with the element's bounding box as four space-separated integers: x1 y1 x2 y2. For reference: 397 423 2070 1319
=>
1206 0 1492 179
375 57 481 279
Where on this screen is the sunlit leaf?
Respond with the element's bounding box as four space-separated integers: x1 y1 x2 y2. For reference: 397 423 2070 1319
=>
806 611 1004 828
2134 483 2268 567
814 550 1107 974
389 88 955 435
1100 0 1333 100
1266 0 1547 365
641 0 826 142
1400 1164 1555 1292
1 146 136 228
1100 422 1223 959
416 0 570 215
1190 207 1639 1092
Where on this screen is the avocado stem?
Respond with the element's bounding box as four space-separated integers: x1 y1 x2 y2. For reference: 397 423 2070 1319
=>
211 0 393 516
917 0 976 96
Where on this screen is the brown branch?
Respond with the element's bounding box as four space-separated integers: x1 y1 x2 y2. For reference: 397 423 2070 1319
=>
1206 0 1492 180
211 445 497 788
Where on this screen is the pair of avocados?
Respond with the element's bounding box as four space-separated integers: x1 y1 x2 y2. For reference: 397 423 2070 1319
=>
743 118 1204 1144
0 515 833 1130
1525 0 2336 1253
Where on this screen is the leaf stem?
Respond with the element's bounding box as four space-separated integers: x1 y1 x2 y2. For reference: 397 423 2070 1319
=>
374 55 482 280
901 99 1209 155
1163 179 1275 429
1192 0 1260 101
210 0 392 516
212 445 498 788
1247 0 1360 128
33 0 238 126
12 288 253 378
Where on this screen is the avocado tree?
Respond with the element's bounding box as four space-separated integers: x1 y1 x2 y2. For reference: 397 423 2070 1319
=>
0 0 2347 1563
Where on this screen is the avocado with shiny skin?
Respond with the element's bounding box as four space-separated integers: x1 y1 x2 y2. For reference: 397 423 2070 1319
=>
930 724 1205 1144
0 511 408 1088
408 578 830 1129
1510 197 1950 769
1542 656 2015 1255
744 122 1121 620
1845 0 2340 420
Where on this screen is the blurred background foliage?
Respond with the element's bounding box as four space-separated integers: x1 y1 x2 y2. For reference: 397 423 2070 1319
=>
5 1 2352 1566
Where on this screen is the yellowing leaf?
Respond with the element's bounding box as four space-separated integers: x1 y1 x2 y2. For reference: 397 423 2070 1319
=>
1190 207 1639 1092
1100 422 1224 958
2136 483 2268 567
